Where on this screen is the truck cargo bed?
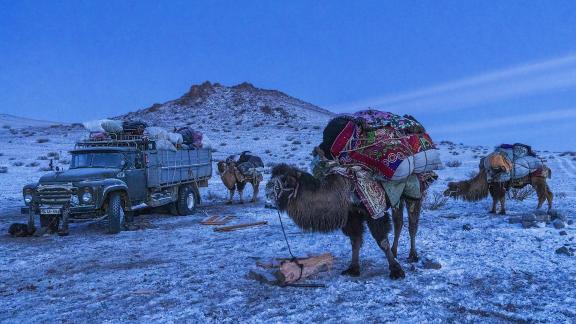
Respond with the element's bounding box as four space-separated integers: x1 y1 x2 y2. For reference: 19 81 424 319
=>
145 148 212 188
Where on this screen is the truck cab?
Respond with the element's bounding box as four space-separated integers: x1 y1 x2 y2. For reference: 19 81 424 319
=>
22 134 212 235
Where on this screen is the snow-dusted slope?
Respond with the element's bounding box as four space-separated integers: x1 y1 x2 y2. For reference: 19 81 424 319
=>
0 114 60 129
121 81 333 127
0 85 575 322
121 81 334 166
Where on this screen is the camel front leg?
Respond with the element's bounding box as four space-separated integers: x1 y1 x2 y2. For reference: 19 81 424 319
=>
238 190 244 204
406 199 422 263
251 182 259 203
391 200 404 259
342 235 362 277
341 216 364 277
366 216 405 280
499 195 506 215
489 185 497 214
546 185 553 211
226 188 235 204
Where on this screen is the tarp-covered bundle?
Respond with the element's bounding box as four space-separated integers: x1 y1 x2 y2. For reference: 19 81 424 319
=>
321 110 442 181
176 127 204 149
122 120 148 135
224 152 264 183
234 152 264 178
82 119 207 152
483 143 547 182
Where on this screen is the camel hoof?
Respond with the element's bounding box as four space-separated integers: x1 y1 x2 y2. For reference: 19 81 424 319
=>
389 264 405 280
499 210 506 215
408 253 419 263
341 265 360 277
488 210 496 214
225 201 233 205
239 201 244 205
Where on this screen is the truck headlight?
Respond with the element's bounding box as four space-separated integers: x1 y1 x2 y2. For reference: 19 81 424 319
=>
70 195 80 205
82 192 93 203
23 188 33 205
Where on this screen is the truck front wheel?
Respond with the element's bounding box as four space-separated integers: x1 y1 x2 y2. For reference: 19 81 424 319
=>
107 192 125 234
176 185 197 216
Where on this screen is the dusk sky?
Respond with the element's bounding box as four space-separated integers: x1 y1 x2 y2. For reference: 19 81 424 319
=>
1 1 575 150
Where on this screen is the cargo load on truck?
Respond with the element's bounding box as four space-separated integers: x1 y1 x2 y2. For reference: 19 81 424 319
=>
81 120 211 151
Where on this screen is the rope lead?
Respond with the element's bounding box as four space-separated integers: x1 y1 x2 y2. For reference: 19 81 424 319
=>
276 210 305 283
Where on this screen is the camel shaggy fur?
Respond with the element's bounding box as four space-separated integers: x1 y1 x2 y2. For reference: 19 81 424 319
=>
267 164 425 280
444 167 553 214
217 160 262 204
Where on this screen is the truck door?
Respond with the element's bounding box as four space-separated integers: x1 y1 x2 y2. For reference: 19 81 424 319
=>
124 152 147 204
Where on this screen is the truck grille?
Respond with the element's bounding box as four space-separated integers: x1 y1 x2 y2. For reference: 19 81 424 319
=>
37 184 73 205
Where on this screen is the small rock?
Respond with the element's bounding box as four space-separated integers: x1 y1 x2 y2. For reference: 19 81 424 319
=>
421 258 442 270
534 209 548 216
548 210 567 222
555 246 574 256
552 219 566 229
508 217 522 224
462 224 473 231
559 231 567 236
534 214 551 223
522 214 536 222
568 220 574 225
522 221 537 229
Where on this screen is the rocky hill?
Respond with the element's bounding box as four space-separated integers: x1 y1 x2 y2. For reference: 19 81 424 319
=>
121 81 333 129
120 81 334 163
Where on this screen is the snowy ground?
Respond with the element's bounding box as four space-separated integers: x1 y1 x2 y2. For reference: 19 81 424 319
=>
1 125 575 322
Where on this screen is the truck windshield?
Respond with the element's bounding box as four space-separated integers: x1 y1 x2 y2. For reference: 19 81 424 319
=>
71 153 124 169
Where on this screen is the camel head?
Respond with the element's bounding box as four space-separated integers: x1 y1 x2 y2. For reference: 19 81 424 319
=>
443 168 489 202
267 163 350 233
217 159 239 190
443 181 464 198
266 164 305 210
217 156 237 174
217 160 227 174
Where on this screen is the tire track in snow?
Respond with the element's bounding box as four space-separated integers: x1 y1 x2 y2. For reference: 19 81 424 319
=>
555 156 576 179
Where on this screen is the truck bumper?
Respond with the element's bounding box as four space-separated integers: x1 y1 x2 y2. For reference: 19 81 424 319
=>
21 205 98 215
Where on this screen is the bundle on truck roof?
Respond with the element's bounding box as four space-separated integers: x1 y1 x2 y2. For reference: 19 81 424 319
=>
80 119 210 151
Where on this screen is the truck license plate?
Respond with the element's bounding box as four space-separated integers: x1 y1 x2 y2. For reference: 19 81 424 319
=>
40 208 61 215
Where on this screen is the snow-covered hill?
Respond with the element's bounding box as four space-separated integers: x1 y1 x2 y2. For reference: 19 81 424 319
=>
120 81 333 164
0 84 575 322
121 81 333 127
0 114 61 129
